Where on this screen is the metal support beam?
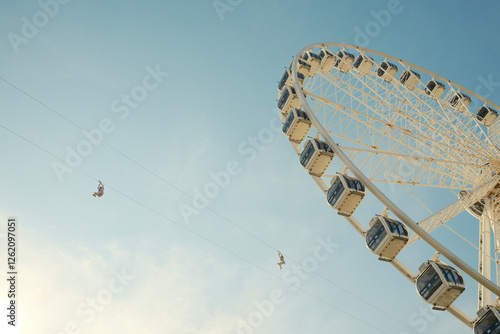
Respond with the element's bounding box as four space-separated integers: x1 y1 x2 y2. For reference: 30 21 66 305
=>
479 204 492 308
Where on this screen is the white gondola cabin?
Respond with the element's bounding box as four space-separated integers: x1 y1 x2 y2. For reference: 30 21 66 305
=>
353 54 374 75
326 174 365 216
450 92 472 112
334 50 355 73
458 190 485 219
277 86 302 116
477 106 499 127
299 138 334 176
289 59 312 77
415 261 465 310
474 306 500 334
377 60 398 82
319 48 336 73
301 51 322 77
278 68 305 95
425 79 446 99
282 109 312 143
400 69 421 90
365 215 409 261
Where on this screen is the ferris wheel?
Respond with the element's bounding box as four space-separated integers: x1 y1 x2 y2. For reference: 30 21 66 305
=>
277 42 500 333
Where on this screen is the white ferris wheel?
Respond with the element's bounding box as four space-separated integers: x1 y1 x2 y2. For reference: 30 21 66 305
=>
277 42 500 333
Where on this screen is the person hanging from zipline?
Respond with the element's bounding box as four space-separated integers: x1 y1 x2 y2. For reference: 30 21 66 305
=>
93 181 104 197
277 251 285 270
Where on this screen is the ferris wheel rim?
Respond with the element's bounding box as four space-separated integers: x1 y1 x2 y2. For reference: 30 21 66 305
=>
289 42 500 300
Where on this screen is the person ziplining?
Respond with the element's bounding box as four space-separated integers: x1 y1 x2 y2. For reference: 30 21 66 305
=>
277 251 285 270
93 181 104 197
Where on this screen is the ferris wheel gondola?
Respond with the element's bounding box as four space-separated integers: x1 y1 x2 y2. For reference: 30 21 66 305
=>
353 54 374 75
365 215 409 262
399 69 421 90
377 60 398 82
282 108 311 143
278 68 305 95
289 58 312 77
476 106 499 127
300 51 322 77
425 79 446 99
299 138 334 177
458 190 485 219
334 50 355 73
318 48 336 73
416 260 465 311
450 92 472 112
277 86 302 116
474 306 500 334
326 174 365 216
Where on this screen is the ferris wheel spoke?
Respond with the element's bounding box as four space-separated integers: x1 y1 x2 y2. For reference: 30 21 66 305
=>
385 126 491 188
337 146 482 189
315 66 497 162
405 178 500 246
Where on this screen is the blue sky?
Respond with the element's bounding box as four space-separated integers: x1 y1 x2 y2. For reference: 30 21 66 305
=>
1 1 500 333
